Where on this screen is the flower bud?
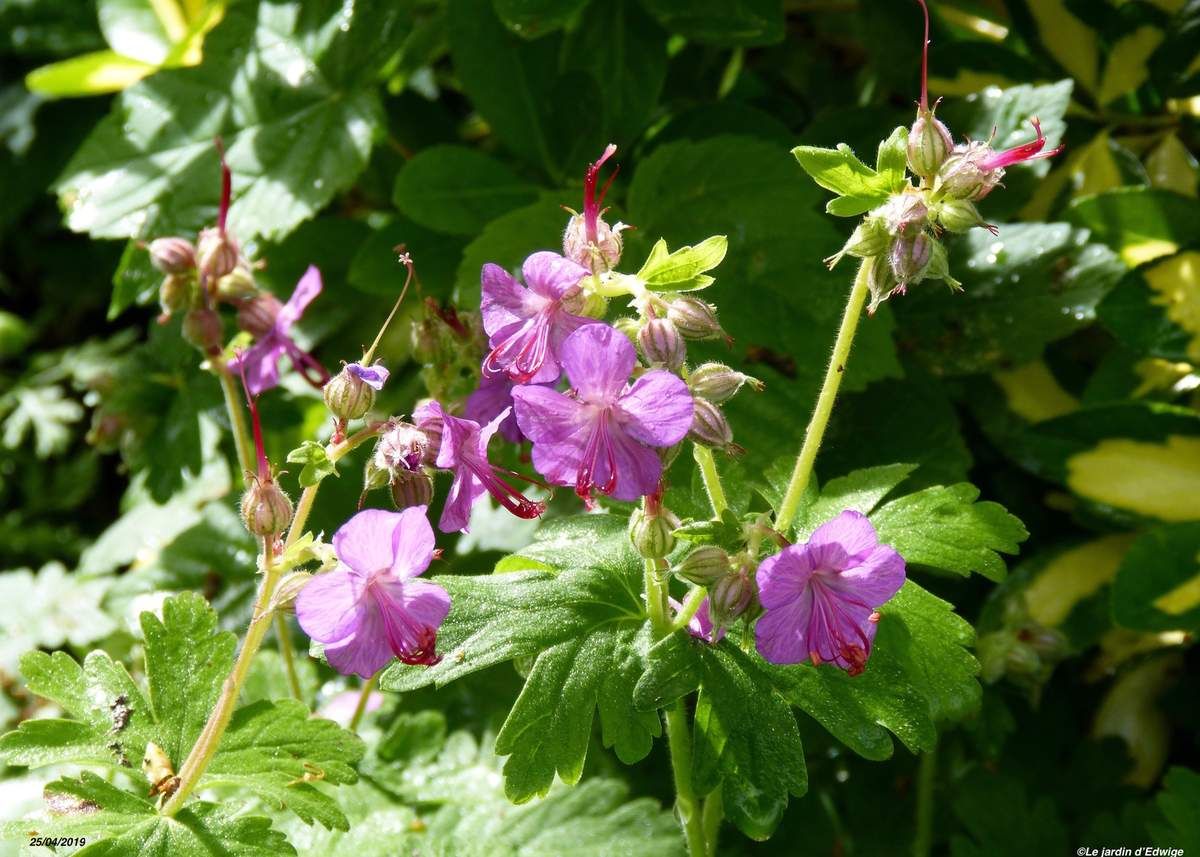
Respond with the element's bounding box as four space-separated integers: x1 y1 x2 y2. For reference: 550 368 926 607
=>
638 317 686 372
877 193 929 238
562 285 608 319
890 233 932 284
374 421 430 475
935 143 998 201
159 274 193 317
907 107 954 180
413 402 444 466
563 213 624 273
688 397 734 450
867 252 899 313
148 237 196 274
673 546 732 586
215 266 258 303
241 478 294 537
689 363 762 404
709 567 755 629
390 469 434 510
236 293 281 337
826 217 892 268
271 571 313 613
667 297 725 341
629 507 675 560
323 366 375 421
181 307 223 352
923 239 961 291
196 227 240 281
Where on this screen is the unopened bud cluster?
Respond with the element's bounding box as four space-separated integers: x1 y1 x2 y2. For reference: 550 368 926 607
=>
367 419 436 512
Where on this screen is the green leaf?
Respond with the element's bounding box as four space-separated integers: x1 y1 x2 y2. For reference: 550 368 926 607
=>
6 771 293 857
1068 187 1200 267
0 593 362 836
1 384 84 458
286 440 338 488
24 49 156 97
635 235 728 291
200 699 365 830
0 563 117 670
493 0 590 38
1111 523 1200 632
380 515 660 802
949 771 1069 857
1097 252 1198 363
894 223 1124 376
392 145 538 236
690 644 807 840
791 141 894 217
1151 767 1200 852
874 125 909 192
788 463 918 538
638 0 784 47
55 1 395 243
870 483 1029 581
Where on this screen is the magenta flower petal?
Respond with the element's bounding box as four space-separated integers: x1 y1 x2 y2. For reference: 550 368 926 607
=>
619 370 694 447
347 362 390 391
466 375 527 443
522 250 588 300
481 264 536 337
293 566 366 642
276 265 323 330
687 597 725 644
559 324 633 401
226 266 327 394
754 510 905 675
296 507 450 677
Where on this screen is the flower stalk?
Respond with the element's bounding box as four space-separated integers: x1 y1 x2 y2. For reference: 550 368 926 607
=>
692 444 728 518
775 261 871 534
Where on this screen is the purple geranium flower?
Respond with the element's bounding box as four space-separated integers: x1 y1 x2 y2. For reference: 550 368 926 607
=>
755 510 905 675
465 375 524 444
228 265 330 394
481 251 592 384
413 400 545 533
512 324 693 502
295 507 450 678
347 361 389 390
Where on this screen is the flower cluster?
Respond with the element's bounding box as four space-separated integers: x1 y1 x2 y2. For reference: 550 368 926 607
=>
827 0 1063 313
146 142 329 394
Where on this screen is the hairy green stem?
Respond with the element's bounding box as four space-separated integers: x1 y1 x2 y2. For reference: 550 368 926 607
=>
348 673 379 734
692 444 728 518
216 365 255 483
775 261 870 534
645 556 706 857
701 785 723 857
912 744 937 857
671 585 707 633
275 614 303 701
163 540 281 815
163 420 384 816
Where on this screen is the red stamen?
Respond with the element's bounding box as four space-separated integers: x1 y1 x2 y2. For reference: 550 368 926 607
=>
469 460 545 519
583 144 618 244
214 137 232 235
575 415 618 499
235 355 271 483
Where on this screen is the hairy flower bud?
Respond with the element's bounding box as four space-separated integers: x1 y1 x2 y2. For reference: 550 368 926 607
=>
923 239 961 291
323 366 375 421
216 266 258 303
561 285 608 319
935 144 997 201
159 274 193 317
667 297 725 341
638 317 686 372
709 567 755 629
614 316 641 345
933 197 986 233
196 227 240 281
374 421 430 475
866 253 899 315
673 545 732 586
241 478 294 536
907 106 954 180
629 507 676 560
563 213 625 273
890 233 933 284
390 468 434 510
181 307 223 352
148 237 196 274
877 193 929 238
689 363 763 404
826 217 892 269
688 397 734 450
236 293 281 338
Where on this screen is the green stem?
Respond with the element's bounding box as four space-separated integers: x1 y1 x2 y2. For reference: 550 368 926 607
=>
163 540 281 815
645 557 706 857
671 585 707 633
912 745 937 857
348 673 379 734
775 261 870 534
692 444 728 519
216 366 255 483
275 613 303 702
701 785 723 857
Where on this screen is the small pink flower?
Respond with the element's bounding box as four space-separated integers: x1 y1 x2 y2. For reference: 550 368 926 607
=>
295 507 450 678
227 266 330 394
754 511 905 676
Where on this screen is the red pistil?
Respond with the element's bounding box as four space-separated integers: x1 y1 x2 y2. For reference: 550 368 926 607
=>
916 0 931 110
583 144 618 245
236 356 271 483
214 137 232 235
978 118 1064 170
575 414 619 501
396 625 442 666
